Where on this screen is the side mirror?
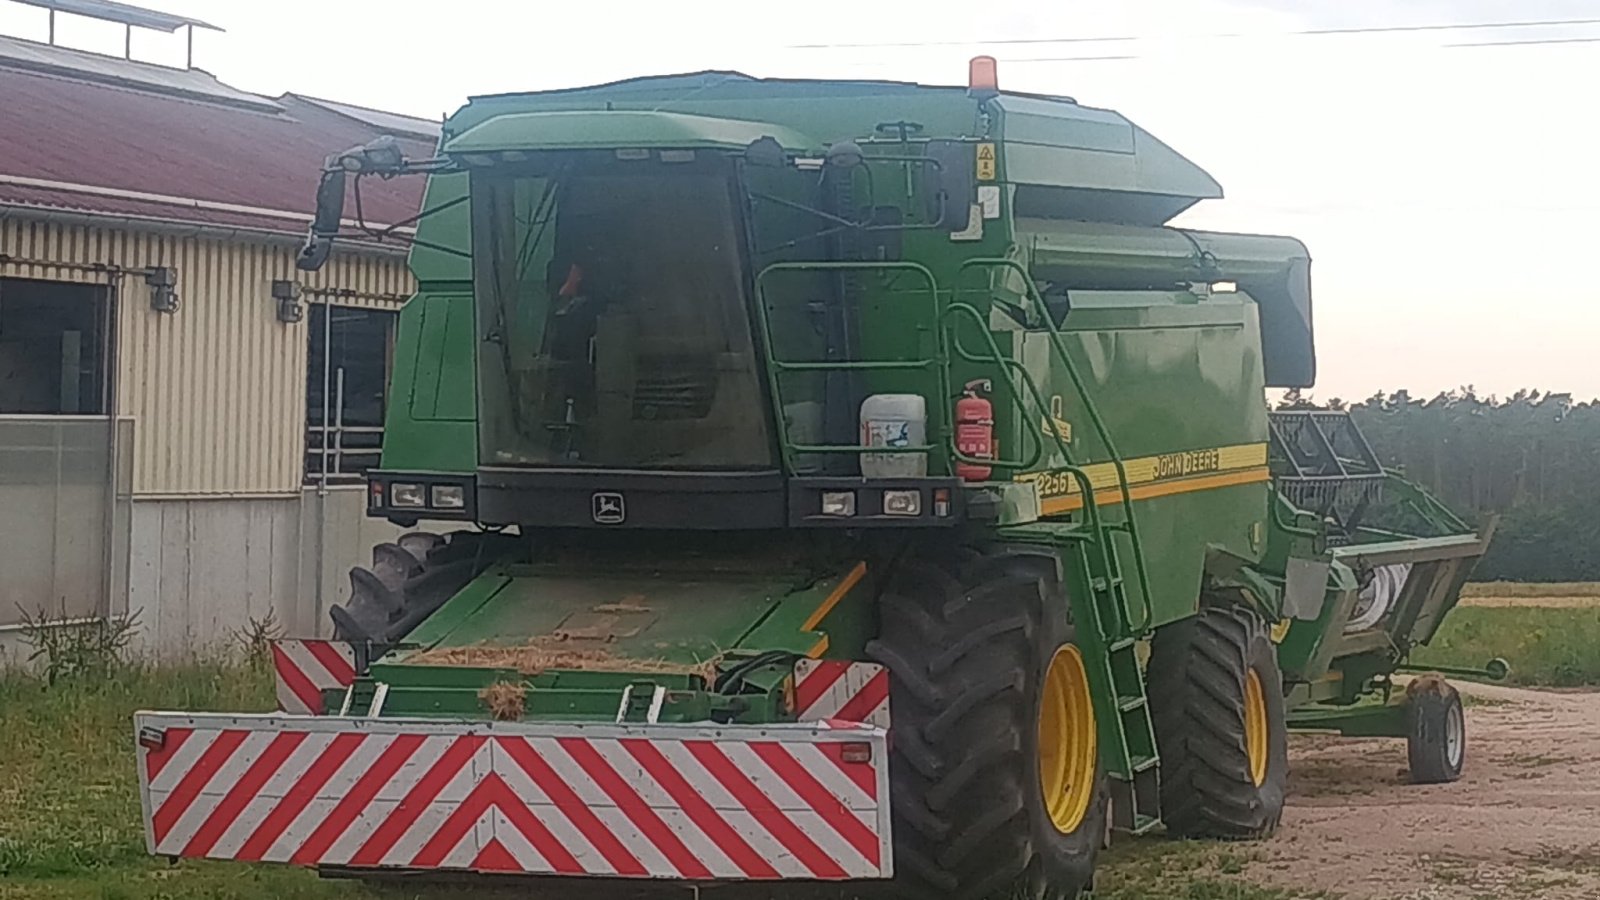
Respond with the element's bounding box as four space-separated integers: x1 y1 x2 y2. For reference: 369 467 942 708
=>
298 168 347 272
925 140 975 233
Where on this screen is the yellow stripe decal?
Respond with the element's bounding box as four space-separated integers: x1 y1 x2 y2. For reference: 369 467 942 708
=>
1016 442 1271 515
806 635 831 659
802 561 868 633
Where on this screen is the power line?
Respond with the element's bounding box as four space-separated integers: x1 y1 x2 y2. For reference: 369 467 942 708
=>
1448 35 1600 47
785 16 1600 50
1001 34 1600 63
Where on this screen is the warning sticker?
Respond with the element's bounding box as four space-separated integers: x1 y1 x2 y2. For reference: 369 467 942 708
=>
976 142 997 181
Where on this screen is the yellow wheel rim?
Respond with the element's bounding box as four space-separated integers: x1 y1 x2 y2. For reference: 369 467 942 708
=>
1244 668 1269 787
1037 645 1097 834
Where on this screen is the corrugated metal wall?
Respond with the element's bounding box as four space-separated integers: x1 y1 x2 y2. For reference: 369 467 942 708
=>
0 215 413 496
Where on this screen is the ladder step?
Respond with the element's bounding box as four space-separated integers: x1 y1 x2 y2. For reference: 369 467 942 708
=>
1126 813 1161 836
1108 637 1138 652
1130 754 1160 774
1117 694 1146 713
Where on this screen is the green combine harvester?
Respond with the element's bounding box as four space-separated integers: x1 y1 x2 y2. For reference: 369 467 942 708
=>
133 59 1494 899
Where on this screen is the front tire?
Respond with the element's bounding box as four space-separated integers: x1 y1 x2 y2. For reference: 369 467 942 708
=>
1148 604 1288 840
867 551 1106 900
1406 675 1465 784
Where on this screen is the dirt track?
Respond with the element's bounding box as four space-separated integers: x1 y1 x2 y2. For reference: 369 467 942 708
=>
1247 683 1600 898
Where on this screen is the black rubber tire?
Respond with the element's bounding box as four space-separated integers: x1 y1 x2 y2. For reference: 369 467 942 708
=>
331 530 512 646
1406 675 1465 784
866 550 1107 900
1148 604 1288 840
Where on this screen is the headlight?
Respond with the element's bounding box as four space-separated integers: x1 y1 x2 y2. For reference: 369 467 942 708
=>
821 491 857 516
884 489 922 516
390 483 425 508
430 484 466 509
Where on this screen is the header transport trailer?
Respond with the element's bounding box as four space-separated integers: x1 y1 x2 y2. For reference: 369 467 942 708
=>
133 59 1492 899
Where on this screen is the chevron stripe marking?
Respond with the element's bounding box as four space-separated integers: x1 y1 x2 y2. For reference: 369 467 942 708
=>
620 738 779 879
685 740 846 879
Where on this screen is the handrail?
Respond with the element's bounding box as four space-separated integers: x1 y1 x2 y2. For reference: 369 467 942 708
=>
957 257 1154 633
753 260 950 471
941 300 1051 472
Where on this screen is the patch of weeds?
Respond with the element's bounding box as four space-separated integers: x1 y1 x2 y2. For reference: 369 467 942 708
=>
15 603 140 684
1093 839 1336 899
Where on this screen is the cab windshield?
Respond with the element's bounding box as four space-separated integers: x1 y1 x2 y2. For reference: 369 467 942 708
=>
470 155 773 468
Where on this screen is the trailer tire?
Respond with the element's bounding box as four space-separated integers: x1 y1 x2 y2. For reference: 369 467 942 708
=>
1148 603 1288 840
332 530 511 646
1405 675 1465 784
866 550 1106 900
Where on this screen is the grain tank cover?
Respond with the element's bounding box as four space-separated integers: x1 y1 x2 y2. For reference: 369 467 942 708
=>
445 109 821 155
996 95 1223 225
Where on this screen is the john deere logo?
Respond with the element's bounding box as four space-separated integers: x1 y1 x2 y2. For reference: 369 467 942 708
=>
592 492 626 524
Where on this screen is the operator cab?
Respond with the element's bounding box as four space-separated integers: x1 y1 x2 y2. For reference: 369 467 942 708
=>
471 152 772 471
298 112 972 530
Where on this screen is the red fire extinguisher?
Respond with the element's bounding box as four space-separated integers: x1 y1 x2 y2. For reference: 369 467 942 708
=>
955 379 994 482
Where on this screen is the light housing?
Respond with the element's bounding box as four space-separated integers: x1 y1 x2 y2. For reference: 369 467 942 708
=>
390 483 426 508
431 484 467 509
839 742 873 764
821 491 857 517
968 55 1000 101
883 489 922 516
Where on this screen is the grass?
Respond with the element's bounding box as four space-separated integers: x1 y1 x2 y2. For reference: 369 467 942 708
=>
1092 842 1336 899
0 660 270 877
1460 581 1600 598
1413 605 1600 687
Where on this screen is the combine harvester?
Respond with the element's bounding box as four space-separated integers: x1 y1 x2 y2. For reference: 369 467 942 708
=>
133 59 1494 898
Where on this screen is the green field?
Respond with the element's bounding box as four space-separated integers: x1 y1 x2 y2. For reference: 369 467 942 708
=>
1413 605 1600 686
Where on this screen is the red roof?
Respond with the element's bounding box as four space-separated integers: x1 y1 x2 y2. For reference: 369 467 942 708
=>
0 43 435 239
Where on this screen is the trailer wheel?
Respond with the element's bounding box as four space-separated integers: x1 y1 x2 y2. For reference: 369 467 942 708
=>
332 530 511 646
867 551 1106 900
1148 603 1288 840
1406 675 1465 784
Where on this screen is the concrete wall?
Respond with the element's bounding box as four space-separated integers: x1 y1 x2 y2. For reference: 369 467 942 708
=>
119 486 407 658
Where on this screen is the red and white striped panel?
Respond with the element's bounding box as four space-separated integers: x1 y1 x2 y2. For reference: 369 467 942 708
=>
135 713 892 880
271 640 357 715
793 660 891 729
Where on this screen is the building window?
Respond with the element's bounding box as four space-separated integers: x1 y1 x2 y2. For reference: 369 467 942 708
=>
306 303 395 482
0 277 111 414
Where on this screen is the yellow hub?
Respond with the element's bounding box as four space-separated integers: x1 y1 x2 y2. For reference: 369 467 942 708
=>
1037 644 1097 834
1244 668 1269 787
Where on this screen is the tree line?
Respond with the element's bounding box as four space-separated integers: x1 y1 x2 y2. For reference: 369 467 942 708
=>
1280 388 1600 582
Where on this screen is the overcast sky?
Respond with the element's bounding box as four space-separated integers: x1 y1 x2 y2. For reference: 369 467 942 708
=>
3 0 1596 403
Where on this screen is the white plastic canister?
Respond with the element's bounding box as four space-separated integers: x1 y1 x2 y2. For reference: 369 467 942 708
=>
859 394 928 477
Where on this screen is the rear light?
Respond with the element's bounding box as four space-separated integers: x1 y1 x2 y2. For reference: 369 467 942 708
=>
840 742 873 764
137 726 165 751
934 488 951 517
368 480 384 508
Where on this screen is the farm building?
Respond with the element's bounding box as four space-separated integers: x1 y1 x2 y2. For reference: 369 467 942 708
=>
0 2 436 659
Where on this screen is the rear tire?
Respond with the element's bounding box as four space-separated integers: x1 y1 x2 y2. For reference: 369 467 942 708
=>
866 550 1106 900
1148 604 1288 840
332 530 512 645
1406 675 1465 784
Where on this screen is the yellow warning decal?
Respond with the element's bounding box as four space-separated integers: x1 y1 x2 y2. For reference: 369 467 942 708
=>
976 142 997 181
1015 442 1270 514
